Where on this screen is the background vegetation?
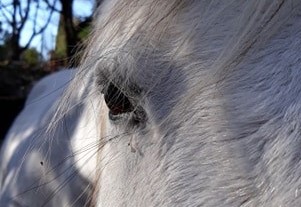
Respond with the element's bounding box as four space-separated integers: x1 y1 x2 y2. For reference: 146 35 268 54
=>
0 0 103 140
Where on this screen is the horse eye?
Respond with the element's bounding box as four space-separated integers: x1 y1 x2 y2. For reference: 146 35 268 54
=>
104 83 134 115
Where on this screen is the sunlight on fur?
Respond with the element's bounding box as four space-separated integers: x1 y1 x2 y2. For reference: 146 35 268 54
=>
1 0 301 206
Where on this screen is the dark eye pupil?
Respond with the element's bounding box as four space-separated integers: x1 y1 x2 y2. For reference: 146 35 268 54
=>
104 83 134 115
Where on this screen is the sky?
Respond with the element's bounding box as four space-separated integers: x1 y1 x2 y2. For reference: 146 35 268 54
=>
0 0 94 58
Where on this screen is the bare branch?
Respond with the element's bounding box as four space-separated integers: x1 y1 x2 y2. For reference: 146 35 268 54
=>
12 0 18 34
22 0 58 51
0 6 13 25
18 0 24 20
0 1 13 8
42 0 61 13
18 0 31 31
31 0 40 32
1 0 62 60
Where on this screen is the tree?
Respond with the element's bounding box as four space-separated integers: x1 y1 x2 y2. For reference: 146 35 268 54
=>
60 0 78 61
51 0 98 67
0 0 57 61
44 0 79 61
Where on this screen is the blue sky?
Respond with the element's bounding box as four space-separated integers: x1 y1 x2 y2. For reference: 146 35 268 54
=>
0 0 94 58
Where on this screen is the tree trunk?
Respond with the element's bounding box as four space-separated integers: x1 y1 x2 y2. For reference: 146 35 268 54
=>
10 0 22 61
10 33 22 61
60 0 78 66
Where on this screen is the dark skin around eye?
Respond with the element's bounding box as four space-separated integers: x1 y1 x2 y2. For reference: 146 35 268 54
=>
104 83 134 115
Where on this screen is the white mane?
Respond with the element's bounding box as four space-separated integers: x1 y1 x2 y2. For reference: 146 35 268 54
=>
1 0 301 206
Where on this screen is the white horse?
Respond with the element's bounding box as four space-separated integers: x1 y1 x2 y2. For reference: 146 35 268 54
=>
1 0 301 206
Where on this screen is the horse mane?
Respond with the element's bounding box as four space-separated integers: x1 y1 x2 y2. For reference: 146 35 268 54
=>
83 0 298 87
45 0 301 205
52 0 299 127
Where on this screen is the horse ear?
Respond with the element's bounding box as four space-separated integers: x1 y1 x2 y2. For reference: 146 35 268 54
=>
104 82 134 115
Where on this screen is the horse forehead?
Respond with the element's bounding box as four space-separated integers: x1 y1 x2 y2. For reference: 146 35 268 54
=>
92 6 233 85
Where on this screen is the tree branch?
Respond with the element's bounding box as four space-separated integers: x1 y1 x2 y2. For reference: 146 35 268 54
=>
22 0 57 51
18 0 31 31
0 5 13 25
42 0 61 13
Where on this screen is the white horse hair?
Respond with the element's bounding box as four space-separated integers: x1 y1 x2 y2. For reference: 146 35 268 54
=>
1 0 301 206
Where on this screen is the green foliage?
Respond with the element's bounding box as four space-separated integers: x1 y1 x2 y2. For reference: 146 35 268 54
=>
21 48 41 67
78 25 91 40
54 19 67 59
52 16 91 63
